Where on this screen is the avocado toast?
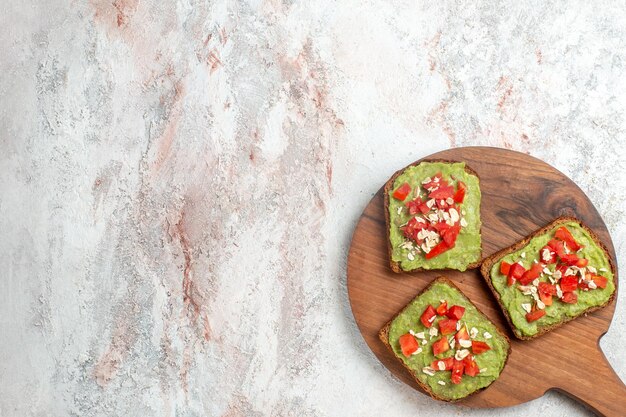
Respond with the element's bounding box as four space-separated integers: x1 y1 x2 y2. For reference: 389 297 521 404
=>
384 160 482 273
480 216 617 340
379 277 510 402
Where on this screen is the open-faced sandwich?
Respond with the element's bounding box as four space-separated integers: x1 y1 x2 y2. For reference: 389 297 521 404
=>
379 277 510 402
385 160 482 273
480 216 616 340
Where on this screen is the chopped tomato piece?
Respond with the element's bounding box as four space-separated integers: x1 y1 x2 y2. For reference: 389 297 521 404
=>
576 258 589 268
560 253 581 266
425 241 453 259
519 263 543 285
471 340 491 354
432 357 454 371
455 327 470 344
463 356 480 377
399 333 419 357
539 292 553 306
509 262 526 279
393 183 412 201
436 301 448 316
539 246 557 264
538 281 557 295
561 291 578 304
538 282 556 306
441 224 461 247
446 305 465 321
591 274 608 289
438 318 458 335
500 261 511 276
548 239 566 258
420 305 437 328
432 337 450 356
432 221 450 233
451 359 465 384
429 185 454 200
405 198 422 215
525 309 546 322
555 226 582 252
560 275 578 292
453 181 466 203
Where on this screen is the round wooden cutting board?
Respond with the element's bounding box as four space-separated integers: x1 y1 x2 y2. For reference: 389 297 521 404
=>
347 147 626 416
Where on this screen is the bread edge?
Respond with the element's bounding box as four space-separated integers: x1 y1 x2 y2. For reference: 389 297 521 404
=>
377 276 512 402
384 159 483 274
479 215 618 340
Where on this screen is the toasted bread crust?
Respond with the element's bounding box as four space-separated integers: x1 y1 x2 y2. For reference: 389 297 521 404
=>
384 159 482 273
479 216 617 340
378 276 511 402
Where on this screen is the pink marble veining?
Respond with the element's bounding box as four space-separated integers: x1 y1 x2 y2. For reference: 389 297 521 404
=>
1 1 625 416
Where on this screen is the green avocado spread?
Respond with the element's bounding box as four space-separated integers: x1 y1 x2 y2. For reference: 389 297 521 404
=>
388 162 481 271
489 221 615 337
388 280 509 401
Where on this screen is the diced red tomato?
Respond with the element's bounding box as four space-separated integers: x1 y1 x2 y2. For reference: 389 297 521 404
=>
548 239 566 258
432 337 450 356
519 263 543 285
508 262 526 285
432 221 450 233
441 224 461 247
578 280 590 290
420 305 437 328
509 263 526 280
405 198 422 215
576 258 589 268
591 274 608 289
560 275 578 292
471 340 491 354
402 217 429 241
463 356 480 377
539 246 557 264
435 198 450 210
539 292 553 306
453 181 466 203
455 327 470 344
432 357 454 371
438 318 458 335
436 301 448 316
555 226 582 252
556 264 569 277
538 281 557 295
451 359 465 384
393 183 412 201
399 333 419 357
429 185 454 200
500 261 511 276
561 291 578 304
525 309 546 322
425 241 453 259
538 282 556 306
560 253 581 266
446 305 465 321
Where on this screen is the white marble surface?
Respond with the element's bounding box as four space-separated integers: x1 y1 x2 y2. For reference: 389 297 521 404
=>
1 1 625 416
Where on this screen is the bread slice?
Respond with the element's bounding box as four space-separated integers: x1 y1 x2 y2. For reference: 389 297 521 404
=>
378 276 511 402
480 216 617 340
384 159 482 273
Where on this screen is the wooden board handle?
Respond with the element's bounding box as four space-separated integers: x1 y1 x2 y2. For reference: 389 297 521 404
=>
556 343 626 417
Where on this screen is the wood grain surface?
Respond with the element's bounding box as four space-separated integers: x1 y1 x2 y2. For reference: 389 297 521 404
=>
347 147 626 416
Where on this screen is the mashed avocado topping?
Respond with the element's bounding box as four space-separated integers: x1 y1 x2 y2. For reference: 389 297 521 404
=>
489 221 615 337
388 280 509 401
388 162 481 271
